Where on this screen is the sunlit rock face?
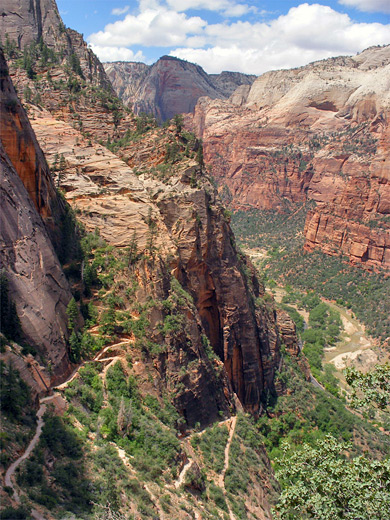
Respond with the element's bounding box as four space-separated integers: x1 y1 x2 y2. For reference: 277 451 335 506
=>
105 56 256 123
191 45 390 270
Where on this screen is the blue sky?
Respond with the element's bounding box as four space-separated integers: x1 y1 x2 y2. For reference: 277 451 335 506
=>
57 0 390 73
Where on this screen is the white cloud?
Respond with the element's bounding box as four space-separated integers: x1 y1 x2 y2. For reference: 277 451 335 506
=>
89 44 146 63
166 0 256 17
171 3 390 73
88 2 390 74
339 0 390 13
89 7 206 47
112 6 130 16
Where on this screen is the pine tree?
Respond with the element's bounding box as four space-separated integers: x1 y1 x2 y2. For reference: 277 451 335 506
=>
69 330 81 362
173 113 184 134
66 297 78 332
196 140 204 170
0 270 22 341
127 231 138 267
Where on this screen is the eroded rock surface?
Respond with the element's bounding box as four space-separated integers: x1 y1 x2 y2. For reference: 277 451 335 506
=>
30 104 283 417
192 46 390 269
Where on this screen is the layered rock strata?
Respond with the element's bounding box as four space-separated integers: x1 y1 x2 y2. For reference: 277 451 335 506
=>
192 45 390 269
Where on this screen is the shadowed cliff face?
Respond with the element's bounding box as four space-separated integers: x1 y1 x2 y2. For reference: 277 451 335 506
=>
192 46 390 270
133 56 228 122
0 51 73 383
157 184 280 413
0 142 73 384
0 50 63 241
0 0 60 49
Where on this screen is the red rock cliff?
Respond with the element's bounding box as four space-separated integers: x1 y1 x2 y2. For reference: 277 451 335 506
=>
0 52 73 383
192 46 390 270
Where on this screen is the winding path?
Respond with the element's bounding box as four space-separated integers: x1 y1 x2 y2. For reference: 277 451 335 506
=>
4 395 59 520
3 339 131 518
174 458 193 489
218 416 237 520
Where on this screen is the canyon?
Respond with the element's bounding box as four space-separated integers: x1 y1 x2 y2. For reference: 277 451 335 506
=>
1 1 389 519
190 46 390 270
106 46 390 270
0 1 293 517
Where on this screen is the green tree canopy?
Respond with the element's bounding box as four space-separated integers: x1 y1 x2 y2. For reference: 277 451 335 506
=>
344 363 390 411
274 435 390 520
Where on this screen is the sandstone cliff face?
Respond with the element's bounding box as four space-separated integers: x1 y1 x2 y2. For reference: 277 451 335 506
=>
103 61 150 108
29 103 283 418
192 45 390 269
0 49 73 383
133 56 227 122
0 0 60 49
104 56 256 122
210 70 257 97
0 50 63 241
0 143 72 385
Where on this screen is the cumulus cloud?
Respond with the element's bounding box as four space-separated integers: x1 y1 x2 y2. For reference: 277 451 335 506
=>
89 7 206 47
339 0 390 13
88 44 146 63
89 2 390 73
112 6 130 16
166 0 257 17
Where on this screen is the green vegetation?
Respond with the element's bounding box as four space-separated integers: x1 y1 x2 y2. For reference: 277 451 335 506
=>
0 362 32 421
5 37 59 78
16 413 91 515
231 205 390 341
65 360 180 482
274 435 390 520
0 506 32 520
283 291 343 393
225 414 278 519
231 204 309 253
0 362 36 469
345 363 390 411
104 112 157 152
257 355 386 465
191 424 228 473
270 250 390 341
308 123 378 156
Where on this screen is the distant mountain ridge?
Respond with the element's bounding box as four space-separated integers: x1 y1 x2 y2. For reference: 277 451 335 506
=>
104 56 256 121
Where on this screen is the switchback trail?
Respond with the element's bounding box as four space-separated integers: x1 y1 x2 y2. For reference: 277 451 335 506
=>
218 416 237 520
3 338 131 518
174 458 193 489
